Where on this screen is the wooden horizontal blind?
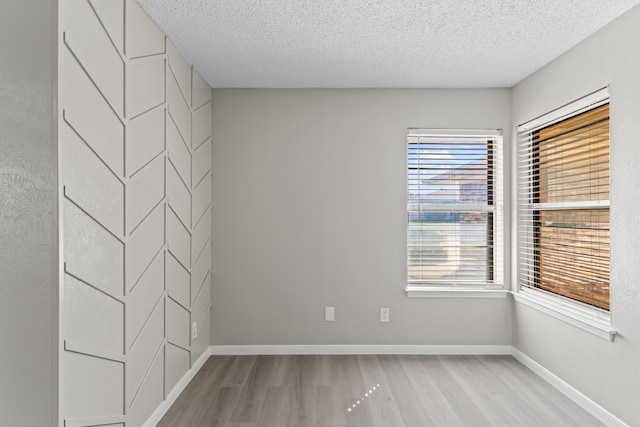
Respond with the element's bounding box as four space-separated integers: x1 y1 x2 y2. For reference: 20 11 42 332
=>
517 96 610 310
407 130 503 287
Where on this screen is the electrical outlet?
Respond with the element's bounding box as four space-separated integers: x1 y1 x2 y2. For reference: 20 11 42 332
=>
191 321 198 339
380 307 390 322
325 306 335 322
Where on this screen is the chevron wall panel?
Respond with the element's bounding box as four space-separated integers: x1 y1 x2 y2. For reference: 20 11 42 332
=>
60 1 212 426
126 107 165 177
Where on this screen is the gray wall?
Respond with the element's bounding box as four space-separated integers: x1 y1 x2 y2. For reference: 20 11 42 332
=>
511 5 640 426
59 1 212 425
0 1 58 426
211 89 512 346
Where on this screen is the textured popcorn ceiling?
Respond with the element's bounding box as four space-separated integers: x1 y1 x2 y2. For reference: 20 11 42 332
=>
138 0 640 88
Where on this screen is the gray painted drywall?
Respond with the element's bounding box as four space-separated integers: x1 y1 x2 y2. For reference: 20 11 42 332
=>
0 1 58 426
512 4 640 426
211 88 512 346
58 1 211 425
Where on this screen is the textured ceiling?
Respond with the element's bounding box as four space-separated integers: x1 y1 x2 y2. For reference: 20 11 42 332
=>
138 0 640 88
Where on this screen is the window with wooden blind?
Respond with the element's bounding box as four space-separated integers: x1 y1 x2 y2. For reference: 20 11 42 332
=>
407 129 503 289
517 89 610 312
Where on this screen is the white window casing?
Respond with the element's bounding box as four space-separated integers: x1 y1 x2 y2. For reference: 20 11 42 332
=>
515 87 615 340
406 129 504 297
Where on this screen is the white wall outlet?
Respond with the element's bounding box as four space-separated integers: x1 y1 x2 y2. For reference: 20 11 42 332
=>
191 321 198 339
380 307 390 322
325 306 335 322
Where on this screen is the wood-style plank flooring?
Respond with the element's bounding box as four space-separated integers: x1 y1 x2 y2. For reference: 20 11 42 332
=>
157 355 604 427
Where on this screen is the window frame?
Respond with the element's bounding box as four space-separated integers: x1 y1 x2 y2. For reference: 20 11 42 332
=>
515 87 616 340
405 129 506 298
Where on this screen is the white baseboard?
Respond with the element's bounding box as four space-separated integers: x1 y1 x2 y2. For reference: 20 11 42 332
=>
511 347 629 427
210 344 512 355
142 346 212 427
142 345 627 427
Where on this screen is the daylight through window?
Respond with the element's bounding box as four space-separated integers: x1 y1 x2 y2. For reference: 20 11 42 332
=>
407 130 503 288
517 92 610 311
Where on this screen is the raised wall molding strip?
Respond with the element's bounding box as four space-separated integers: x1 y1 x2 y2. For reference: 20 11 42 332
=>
167 157 193 194
167 292 191 313
167 110 190 146
62 114 126 185
63 186 125 244
129 243 166 294
65 415 126 427
192 170 211 191
128 338 167 409
167 63 191 106
192 236 212 267
128 291 167 352
64 266 125 305
192 99 212 113
128 101 166 122
127 196 167 237
142 346 211 427
63 38 125 124
167 203 192 236
129 148 167 180
192 203 212 230
167 247 191 274
167 112 191 151
85 0 125 60
64 340 124 364
193 135 212 152
192 270 211 304
128 52 166 63
167 340 192 354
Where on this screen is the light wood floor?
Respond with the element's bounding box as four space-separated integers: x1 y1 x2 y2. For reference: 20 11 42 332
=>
158 355 604 427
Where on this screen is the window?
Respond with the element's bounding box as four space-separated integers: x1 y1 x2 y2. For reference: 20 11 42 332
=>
406 129 503 291
517 89 610 313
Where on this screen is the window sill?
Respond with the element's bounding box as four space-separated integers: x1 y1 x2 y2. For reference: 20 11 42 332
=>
513 288 616 342
405 286 508 298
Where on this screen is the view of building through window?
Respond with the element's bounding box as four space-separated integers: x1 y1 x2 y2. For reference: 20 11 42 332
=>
407 131 501 286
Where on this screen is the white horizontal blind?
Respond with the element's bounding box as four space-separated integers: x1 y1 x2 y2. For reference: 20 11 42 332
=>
517 89 610 311
407 130 503 288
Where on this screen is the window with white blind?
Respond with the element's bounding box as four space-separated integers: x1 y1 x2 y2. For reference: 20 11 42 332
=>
406 129 503 292
516 88 611 329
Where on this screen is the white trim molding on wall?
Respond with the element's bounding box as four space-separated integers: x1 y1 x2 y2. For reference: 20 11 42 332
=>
511 348 629 427
210 344 512 355
143 345 630 427
142 347 212 427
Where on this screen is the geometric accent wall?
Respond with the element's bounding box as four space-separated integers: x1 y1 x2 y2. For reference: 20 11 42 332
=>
59 1 212 426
